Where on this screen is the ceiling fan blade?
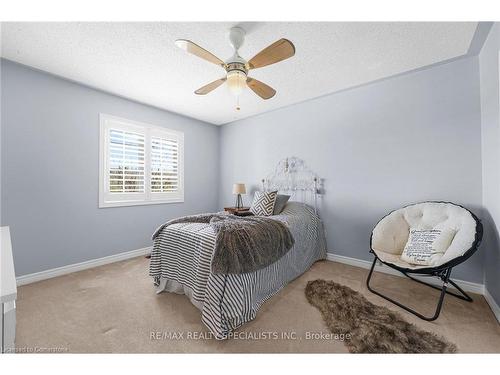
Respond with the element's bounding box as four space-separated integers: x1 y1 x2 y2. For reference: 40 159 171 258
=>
246 77 276 100
195 78 227 95
175 39 225 67
248 39 295 70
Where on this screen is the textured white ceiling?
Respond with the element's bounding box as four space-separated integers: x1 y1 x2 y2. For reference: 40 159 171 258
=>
1 22 477 125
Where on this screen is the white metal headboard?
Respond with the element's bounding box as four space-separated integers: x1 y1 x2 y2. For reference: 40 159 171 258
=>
261 157 321 213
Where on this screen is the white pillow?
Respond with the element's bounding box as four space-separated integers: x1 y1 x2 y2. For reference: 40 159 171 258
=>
400 228 456 266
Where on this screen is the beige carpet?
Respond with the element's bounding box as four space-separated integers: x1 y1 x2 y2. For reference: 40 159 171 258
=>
15 257 500 353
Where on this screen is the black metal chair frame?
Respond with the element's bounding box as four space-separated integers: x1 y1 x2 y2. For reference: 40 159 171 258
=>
366 202 483 321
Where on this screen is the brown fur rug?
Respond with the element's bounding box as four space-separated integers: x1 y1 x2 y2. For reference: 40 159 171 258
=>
305 279 457 353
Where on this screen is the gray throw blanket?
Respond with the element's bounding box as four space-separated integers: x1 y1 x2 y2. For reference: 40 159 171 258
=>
152 213 295 274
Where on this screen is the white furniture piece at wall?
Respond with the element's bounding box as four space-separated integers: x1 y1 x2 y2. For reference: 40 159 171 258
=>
1 226 17 353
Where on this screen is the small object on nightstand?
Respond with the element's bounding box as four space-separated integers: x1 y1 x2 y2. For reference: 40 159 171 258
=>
232 183 246 209
224 207 253 216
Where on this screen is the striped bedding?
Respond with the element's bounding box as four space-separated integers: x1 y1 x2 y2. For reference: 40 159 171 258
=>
149 202 327 339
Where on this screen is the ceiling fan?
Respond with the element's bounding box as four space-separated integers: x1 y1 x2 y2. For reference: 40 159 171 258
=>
175 27 295 100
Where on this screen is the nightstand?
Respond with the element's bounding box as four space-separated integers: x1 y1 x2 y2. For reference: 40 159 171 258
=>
224 207 253 216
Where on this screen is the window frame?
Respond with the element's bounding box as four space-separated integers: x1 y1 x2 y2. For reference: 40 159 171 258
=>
99 113 184 208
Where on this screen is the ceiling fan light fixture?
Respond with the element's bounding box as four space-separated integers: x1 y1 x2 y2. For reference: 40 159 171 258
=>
226 70 247 96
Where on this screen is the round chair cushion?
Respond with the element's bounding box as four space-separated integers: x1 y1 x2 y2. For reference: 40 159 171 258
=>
371 202 479 270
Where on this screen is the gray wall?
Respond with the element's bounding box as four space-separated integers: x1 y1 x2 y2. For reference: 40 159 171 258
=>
0 55 489 286
1 59 220 276
479 24 500 304
219 57 484 283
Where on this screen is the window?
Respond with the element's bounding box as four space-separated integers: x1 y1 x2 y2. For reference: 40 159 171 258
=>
99 114 184 208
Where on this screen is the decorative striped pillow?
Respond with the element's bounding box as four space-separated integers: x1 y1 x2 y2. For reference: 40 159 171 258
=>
250 191 278 216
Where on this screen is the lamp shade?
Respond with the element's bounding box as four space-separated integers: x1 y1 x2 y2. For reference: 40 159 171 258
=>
232 183 246 195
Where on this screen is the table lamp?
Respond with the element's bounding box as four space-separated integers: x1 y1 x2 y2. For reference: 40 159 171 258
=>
232 183 246 209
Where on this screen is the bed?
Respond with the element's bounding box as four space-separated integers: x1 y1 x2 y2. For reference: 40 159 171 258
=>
149 157 327 339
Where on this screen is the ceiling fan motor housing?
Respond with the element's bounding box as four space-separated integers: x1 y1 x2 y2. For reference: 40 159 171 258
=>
225 61 248 75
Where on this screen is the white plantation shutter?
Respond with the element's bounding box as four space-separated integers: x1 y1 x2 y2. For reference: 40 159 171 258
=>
100 114 184 208
109 129 145 193
151 136 180 193
149 126 184 202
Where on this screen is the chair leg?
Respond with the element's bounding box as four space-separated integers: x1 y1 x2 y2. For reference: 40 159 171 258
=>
366 258 452 321
402 272 473 302
447 279 473 302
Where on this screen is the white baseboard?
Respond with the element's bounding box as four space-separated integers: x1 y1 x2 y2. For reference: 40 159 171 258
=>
484 289 500 324
325 253 485 295
16 246 152 286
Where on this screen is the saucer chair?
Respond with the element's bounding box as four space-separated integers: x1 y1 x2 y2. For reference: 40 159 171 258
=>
366 201 483 321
